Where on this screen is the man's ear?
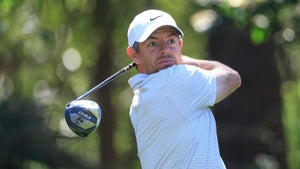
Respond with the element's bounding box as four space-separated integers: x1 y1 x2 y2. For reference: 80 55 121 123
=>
180 39 183 48
127 47 139 64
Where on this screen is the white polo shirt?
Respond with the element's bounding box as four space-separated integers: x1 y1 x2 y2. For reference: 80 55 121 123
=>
128 64 226 169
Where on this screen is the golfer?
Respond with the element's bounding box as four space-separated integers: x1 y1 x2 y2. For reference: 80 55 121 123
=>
126 9 241 169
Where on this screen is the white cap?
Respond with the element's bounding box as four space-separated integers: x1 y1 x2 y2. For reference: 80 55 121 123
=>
127 9 184 47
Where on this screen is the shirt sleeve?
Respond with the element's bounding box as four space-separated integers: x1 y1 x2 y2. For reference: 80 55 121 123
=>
166 65 217 114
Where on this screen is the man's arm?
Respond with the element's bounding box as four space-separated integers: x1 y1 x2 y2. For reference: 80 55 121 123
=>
181 55 241 103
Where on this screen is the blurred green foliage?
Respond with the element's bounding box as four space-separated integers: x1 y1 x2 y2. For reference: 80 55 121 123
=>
0 0 300 169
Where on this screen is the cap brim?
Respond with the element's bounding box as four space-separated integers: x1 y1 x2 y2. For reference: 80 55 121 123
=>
136 25 184 44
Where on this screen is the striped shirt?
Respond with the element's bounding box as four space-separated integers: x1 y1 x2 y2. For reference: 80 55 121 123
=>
128 64 226 169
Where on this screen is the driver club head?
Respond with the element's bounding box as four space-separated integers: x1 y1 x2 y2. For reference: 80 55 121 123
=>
64 100 101 137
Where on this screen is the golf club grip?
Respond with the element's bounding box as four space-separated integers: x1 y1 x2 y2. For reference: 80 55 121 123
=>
75 62 136 100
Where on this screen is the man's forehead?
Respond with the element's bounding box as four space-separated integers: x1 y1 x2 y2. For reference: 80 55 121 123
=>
152 26 179 34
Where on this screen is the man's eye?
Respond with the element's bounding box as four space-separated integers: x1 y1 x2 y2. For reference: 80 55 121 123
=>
168 39 176 44
148 42 156 47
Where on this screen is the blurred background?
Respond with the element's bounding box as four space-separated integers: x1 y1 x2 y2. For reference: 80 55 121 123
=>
0 0 299 169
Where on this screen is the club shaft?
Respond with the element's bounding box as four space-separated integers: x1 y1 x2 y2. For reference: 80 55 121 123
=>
75 62 136 100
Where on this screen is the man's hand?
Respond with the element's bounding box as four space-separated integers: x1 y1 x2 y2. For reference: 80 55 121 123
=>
180 55 241 103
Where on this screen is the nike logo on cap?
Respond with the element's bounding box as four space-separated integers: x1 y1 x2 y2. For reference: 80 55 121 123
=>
150 15 163 21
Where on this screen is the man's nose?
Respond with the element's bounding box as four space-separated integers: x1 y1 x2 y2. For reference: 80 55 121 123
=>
159 42 170 55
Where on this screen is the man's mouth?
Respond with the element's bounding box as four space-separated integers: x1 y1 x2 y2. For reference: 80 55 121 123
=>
157 55 175 65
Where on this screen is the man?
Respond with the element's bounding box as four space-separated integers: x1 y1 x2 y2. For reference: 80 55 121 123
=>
126 9 241 169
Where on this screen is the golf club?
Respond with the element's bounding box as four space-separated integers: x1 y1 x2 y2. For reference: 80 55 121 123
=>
65 62 136 137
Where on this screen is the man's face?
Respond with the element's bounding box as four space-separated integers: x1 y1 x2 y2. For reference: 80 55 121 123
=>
128 26 183 74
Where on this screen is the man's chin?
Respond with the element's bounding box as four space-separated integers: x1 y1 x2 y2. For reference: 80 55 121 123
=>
158 63 176 71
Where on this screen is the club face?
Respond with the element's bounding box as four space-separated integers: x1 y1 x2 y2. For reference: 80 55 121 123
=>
65 100 101 137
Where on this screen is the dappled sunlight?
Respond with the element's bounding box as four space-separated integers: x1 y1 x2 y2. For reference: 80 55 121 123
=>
282 28 295 42
62 48 82 72
254 153 279 169
227 0 247 8
0 74 14 102
33 80 56 105
22 14 38 35
190 9 218 32
253 14 269 29
23 36 50 63
59 118 78 138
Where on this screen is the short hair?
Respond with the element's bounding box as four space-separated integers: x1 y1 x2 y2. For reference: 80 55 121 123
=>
133 41 139 52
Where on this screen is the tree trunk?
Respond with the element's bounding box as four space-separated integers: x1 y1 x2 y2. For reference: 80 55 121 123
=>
95 38 117 169
208 22 287 169
93 1 117 169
